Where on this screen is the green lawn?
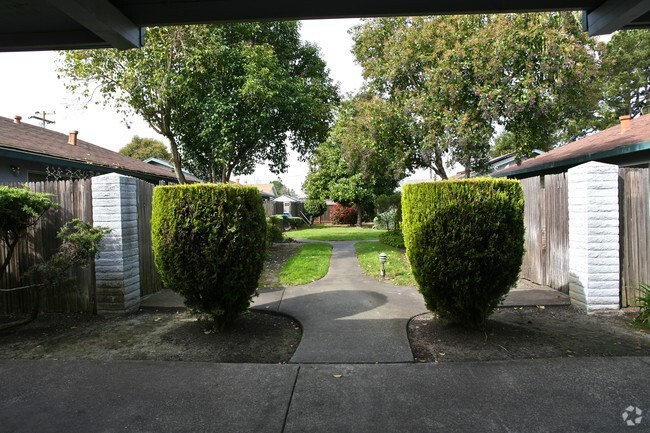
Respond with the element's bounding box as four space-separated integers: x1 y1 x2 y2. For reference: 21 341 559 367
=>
279 242 333 285
284 225 387 241
355 241 416 286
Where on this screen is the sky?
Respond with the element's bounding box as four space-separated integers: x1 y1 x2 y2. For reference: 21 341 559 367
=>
0 19 367 195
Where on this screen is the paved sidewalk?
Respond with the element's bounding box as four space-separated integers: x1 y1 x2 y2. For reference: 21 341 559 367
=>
259 241 427 363
2 357 648 433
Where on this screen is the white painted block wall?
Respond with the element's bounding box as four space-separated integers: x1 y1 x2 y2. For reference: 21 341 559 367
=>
92 173 141 312
567 161 620 311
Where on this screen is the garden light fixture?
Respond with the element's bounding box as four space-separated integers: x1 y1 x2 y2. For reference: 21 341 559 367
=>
379 252 387 278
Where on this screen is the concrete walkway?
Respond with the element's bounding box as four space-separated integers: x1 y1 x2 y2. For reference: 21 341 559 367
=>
2 357 648 433
255 241 427 363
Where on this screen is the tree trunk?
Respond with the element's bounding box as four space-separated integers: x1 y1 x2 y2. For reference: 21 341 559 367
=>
167 135 187 184
355 204 363 227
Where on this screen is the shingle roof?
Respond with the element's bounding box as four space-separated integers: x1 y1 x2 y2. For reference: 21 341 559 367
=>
495 115 650 178
0 116 185 182
246 183 278 197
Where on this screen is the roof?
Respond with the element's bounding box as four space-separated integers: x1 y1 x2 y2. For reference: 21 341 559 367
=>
143 157 201 182
0 116 188 183
273 194 301 203
246 183 278 197
494 115 650 179
0 0 648 51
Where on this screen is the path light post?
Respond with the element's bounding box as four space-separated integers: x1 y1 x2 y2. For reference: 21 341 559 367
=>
379 252 387 278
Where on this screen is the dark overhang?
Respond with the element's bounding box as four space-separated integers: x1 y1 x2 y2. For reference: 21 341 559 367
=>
1 0 649 51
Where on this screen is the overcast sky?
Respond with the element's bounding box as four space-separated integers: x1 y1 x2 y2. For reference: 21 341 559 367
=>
0 19 368 194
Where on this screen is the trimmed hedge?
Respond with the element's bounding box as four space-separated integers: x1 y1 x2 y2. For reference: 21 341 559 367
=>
152 184 267 330
402 179 524 328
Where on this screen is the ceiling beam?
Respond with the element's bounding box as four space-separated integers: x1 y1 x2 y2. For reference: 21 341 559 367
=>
585 0 650 35
47 0 142 49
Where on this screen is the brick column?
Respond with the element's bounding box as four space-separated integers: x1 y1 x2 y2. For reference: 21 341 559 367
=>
567 161 620 311
92 173 141 312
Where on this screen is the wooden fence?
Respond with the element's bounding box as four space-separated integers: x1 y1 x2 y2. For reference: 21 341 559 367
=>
263 200 306 219
136 179 164 296
619 168 649 307
0 180 95 314
520 174 570 293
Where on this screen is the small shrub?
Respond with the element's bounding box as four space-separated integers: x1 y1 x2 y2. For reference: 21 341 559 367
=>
0 185 58 279
634 283 650 329
287 216 306 229
402 179 524 328
331 203 357 225
152 184 267 330
379 230 405 249
373 208 400 230
304 198 327 224
266 218 284 245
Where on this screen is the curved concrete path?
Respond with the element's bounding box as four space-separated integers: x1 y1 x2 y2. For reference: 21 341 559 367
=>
252 241 427 363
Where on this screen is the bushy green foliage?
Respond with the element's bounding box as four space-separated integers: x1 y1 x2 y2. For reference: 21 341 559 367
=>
0 185 58 279
27 219 109 297
373 208 400 230
266 218 284 245
634 283 650 329
402 179 524 328
331 204 357 225
304 198 327 225
379 230 405 249
152 184 267 330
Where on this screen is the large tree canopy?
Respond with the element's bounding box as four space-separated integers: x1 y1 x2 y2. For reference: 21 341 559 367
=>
304 95 406 225
59 22 339 183
351 13 599 176
119 135 171 161
597 29 650 128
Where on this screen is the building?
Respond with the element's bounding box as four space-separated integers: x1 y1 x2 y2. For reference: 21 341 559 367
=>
0 115 195 184
494 115 650 179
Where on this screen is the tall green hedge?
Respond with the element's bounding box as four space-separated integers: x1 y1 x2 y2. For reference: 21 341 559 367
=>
402 179 524 328
152 184 267 330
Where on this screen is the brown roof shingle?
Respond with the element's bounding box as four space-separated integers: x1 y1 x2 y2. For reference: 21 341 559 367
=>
0 116 186 182
497 114 650 177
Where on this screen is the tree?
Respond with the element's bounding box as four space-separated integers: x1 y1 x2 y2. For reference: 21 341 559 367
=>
598 30 650 128
59 23 339 184
304 96 405 226
168 23 339 183
270 179 296 197
351 13 600 174
303 198 327 225
476 13 600 154
352 16 496 179
119 135 171 161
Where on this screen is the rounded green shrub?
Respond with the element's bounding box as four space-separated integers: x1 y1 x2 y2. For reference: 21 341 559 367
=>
402 179 524 328
266 218 284 245
152 184 267 330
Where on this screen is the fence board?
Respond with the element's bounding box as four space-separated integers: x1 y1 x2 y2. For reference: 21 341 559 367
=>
619 168 649 307
0 180 94 314
136 179 163 296
520 174 569 293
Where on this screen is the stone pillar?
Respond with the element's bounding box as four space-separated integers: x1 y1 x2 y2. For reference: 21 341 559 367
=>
92 173 141 312
567 161 620 311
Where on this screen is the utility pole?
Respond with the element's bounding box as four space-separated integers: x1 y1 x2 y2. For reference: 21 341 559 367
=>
29 110 55 128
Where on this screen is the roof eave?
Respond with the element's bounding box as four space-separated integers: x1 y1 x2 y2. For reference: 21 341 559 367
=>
492 140 650 178
0 146 178 183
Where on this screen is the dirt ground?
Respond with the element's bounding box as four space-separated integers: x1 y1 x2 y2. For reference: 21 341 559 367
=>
1 242 649 364
409 306 650 362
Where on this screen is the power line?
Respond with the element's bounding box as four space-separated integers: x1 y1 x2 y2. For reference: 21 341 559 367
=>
29 110 55 128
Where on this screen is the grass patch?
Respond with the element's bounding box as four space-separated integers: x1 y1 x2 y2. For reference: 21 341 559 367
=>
279 242 333 286
284 225 387 241
355 241 416 286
